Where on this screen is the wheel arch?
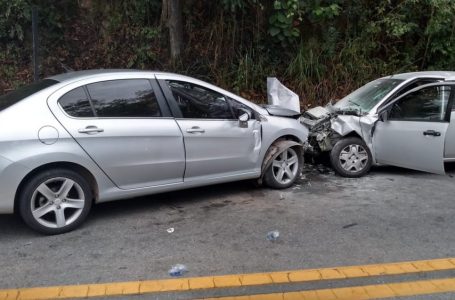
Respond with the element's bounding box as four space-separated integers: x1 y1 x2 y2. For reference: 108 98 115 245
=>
277 134 304 144
261 135 304 177
14 161 99 214
342 131 363 140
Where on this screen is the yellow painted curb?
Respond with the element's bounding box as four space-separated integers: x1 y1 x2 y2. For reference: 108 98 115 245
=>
1 257 455 299
203 277 455 300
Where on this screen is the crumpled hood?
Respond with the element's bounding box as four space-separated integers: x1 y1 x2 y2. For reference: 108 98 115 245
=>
262 105 301 119
304 106 331 119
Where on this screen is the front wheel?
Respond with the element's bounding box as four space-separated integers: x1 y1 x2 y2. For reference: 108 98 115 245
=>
264 147 303 189
330 137 372 178
18 169 93 235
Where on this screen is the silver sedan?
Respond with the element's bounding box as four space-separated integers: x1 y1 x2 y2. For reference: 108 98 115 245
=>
0 70 308 234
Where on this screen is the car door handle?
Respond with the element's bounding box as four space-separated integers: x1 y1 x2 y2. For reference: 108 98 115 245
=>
423 130 441 137
186 127 205 133
78 126 104 134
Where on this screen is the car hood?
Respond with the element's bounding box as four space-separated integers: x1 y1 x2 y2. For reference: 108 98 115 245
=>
304 106 331 119
262 105 301 119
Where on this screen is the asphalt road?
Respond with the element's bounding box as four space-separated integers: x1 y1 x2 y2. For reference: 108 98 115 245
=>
1 164 455 299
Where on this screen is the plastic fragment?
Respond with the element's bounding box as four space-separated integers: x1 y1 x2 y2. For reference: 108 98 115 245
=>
169 264 188 277
266 230 280 241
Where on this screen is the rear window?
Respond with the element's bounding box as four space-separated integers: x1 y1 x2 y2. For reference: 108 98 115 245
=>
59 87 94 118
0 79 58 111
86 79 161 118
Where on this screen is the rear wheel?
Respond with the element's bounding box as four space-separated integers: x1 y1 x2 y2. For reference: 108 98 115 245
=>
264 147 303 189
330 137 372 177
18 169 93 235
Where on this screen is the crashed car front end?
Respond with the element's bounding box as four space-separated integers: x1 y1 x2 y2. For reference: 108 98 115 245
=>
300 105 378 159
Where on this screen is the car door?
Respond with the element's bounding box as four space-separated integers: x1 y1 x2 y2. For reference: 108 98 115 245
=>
373 84 453 174
444 108 455 160
157 77 262 181
49 77 185 189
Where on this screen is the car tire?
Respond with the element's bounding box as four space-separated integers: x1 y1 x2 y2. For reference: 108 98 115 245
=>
330 137 372 178
18 168 93 235
264 146 303 189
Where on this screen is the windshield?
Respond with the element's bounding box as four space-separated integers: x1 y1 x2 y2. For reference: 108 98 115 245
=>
0 79 58 111
334 78 404 112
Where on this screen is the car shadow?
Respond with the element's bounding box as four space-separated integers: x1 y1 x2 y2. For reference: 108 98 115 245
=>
85 180 260 225
1 163 453 236
0 214 34 238
371 162 455 177
0 180 260 237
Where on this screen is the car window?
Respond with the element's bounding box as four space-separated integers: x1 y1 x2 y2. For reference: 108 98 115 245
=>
59 87 95 117
389 85 451 121
166 80 234 119
227 98 255 119
86 79 161 118
393 79 443 98
0 79 58 111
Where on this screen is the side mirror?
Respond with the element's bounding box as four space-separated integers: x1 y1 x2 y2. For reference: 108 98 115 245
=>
239 113 249 122
238 108 251 128
378 110 388 122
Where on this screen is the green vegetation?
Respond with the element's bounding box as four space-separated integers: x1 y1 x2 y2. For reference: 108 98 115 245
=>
1 0 455 107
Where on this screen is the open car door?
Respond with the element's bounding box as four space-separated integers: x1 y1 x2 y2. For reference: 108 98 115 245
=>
373 83 454 174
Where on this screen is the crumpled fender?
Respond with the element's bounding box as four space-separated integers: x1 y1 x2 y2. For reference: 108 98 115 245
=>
331 115 361 136
330 115 378 158
261 140 303 178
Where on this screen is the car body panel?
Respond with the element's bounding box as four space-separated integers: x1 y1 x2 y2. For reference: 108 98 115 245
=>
46 73 186 190
373 120 448 174
53 118 186 189
372 82 454 174
0 87 115 213
176 119 262 180
0 155 29 213
444 111 455 160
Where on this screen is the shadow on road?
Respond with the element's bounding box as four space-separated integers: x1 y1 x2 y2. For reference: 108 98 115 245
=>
88 180 258 222
1 162 453 236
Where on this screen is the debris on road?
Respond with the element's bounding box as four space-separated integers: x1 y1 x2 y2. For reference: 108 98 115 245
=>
303 163 335 175
169 264 188 277
342 223 358 229
266 230 280 241
167 227 175 233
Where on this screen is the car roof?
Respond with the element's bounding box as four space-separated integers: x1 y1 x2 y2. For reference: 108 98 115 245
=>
45 69 269 115
384 71 455 80
47 69 183 83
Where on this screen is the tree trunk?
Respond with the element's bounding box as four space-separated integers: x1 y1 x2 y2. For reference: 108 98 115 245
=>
166 0 183 61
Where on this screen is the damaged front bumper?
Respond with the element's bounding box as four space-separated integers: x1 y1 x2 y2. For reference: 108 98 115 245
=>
300 105 378 156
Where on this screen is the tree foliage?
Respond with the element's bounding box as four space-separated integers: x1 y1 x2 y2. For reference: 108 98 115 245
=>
1 0 455 106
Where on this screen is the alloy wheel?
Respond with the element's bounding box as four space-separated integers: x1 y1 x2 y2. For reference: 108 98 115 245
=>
30 177 85 229
271 148 299 185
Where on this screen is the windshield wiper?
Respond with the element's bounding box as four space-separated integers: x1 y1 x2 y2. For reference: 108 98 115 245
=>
348 99 361 108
